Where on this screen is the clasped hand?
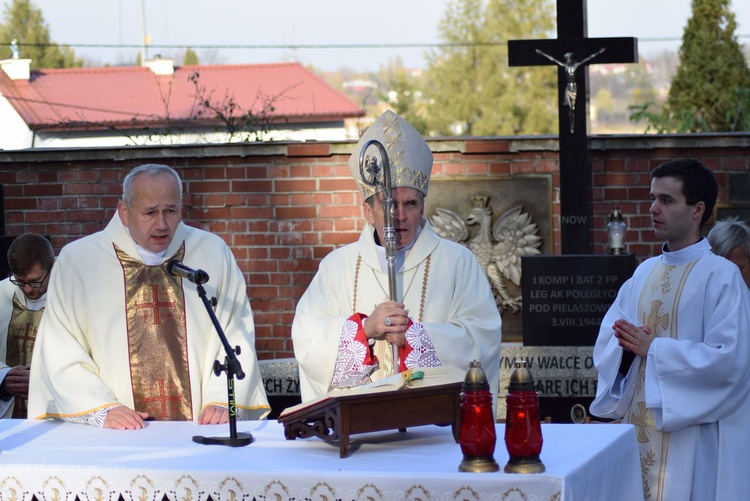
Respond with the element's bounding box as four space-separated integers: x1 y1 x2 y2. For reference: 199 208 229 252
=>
613 319 654 358
3 365 30 399
365 300 409 348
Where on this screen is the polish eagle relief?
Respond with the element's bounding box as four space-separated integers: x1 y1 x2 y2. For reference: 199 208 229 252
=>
429 195 542 313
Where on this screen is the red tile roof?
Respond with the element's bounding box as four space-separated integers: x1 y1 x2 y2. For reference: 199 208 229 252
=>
0 62 364 132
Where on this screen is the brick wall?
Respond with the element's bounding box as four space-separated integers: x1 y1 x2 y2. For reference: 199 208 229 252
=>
1 133 748 359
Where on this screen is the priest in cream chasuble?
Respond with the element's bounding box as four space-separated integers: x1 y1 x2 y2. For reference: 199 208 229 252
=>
292 110 502 413
29 164 269 427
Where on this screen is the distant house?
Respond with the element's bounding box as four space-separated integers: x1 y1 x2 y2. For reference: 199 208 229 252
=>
0 57 365 150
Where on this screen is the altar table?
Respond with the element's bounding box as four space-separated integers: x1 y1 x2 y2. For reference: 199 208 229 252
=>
0 419 642 501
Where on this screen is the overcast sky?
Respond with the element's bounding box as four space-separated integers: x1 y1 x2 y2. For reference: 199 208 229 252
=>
13 0 750 71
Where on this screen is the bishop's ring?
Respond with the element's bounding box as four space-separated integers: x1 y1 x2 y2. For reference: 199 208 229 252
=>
384 316 392 327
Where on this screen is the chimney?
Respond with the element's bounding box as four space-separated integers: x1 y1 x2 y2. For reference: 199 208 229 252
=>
1 58 31 80
145 56 174 76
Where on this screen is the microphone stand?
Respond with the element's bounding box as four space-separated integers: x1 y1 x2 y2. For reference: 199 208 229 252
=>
191 282 253 447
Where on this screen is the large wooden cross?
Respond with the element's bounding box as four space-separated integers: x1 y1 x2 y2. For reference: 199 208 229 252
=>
508 0 637 254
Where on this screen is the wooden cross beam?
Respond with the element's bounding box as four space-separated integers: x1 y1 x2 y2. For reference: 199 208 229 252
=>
508 0 637 254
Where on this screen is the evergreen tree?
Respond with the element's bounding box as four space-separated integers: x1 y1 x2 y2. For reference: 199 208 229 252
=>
634 0 750 132
668 0 750 131
423 0 557 136
0 0 82 68
183 48 199 66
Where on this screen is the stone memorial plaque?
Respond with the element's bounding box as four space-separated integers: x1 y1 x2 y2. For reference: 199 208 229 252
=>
498 345 597 422
522 254 635 346
259 359 301 418
426 177 552 342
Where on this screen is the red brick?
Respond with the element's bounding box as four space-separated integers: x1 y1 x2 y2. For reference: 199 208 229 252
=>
267 271 292 284
486 161 511 175
231 207 273 219
441 163 465 176
202 194 226 207
290 164 312 177
248 273 270 286
319 178 357 191
0 172 18 183
312 219 334 231
268 247 292 259
288 143 331 157
27 211 64 223
313 246 334 259
195 207 232 219
333 163 352 177
27 184 64 196
269 193 291 206
290 193 313 205
189 180 231 193
16 171 39 183
311 164 335 177
6 198 38 210
334 219 357 231
268 165 290 178
319 206 359 218
463 139 510 154
333 192 358 205
275 206 316 219
466 162 489 175
311 193 333 205
224 194 245 206
321 232 359 245
233 180 273 192
275 179 316 192
248 194 273 206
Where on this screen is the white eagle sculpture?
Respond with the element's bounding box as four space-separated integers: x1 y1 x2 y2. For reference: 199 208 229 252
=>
429 195 542 313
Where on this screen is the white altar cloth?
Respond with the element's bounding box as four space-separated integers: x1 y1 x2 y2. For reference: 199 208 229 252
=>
0 419 642 501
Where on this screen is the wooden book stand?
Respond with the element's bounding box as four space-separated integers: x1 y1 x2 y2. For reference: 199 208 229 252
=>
278 381 463 458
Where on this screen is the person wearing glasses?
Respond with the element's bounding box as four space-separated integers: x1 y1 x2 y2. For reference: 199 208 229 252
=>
0 233 55 418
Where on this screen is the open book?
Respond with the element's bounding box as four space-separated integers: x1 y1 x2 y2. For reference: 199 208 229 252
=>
279 365 466 419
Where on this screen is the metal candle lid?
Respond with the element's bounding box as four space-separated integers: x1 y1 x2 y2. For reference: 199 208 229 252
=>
462 360 490 391
508 360 536 392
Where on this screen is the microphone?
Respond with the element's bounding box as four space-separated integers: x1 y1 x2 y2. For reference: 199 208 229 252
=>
167 259 209 285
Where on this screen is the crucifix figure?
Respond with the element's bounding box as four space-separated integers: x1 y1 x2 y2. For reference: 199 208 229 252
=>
535 48 606 133
507 0 637 254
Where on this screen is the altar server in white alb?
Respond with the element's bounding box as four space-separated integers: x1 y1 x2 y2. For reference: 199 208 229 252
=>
29 164 269 429
0 234 55 418
292 110 502 408
590 158 750 500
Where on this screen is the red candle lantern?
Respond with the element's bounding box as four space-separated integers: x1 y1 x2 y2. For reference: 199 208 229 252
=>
504 360 545 473
458 360 500 472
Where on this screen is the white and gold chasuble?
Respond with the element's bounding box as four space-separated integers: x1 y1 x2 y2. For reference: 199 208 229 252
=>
116 245 192 421
591 239 750 500
292 221 502 412
28 213 270 424
626 259 697 500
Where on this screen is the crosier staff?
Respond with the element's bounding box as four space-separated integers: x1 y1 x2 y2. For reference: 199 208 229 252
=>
358 139 399 375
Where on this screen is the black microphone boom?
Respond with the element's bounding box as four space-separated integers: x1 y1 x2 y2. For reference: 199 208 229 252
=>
167 259 209 285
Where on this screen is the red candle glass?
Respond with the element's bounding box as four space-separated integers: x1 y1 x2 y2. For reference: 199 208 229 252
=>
458 360 499 472
504 360 545 473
